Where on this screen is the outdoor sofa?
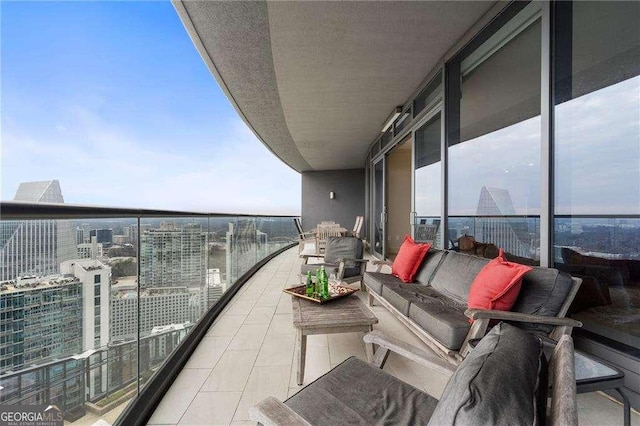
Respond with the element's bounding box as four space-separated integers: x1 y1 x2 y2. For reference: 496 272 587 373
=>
364 248 582 364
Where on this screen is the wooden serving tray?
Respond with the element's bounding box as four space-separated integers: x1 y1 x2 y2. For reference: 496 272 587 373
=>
283 283 357 304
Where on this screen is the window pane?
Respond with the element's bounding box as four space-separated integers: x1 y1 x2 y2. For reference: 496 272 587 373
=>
553 1 640 351
447 8 541 262
414 113 442 247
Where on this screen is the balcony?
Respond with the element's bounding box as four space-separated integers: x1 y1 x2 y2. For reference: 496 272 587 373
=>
1 203 639 425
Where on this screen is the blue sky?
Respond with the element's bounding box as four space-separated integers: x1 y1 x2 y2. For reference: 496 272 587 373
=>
1 1 301 214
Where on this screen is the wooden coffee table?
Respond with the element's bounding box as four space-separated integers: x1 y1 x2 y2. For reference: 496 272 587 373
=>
292 294 378 385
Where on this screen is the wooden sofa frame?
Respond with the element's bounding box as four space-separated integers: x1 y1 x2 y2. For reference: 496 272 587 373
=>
366 259 583 365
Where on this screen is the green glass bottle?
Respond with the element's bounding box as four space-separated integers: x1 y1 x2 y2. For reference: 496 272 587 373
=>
320 266 329 299
305 271 313 297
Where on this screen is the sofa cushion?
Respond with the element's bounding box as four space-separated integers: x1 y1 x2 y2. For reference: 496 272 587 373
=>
409 298 469 350
430 252 490 304
512 268 574 332
286 356 439 425
468 249 533 312
428 322 547 426
363 272 400 295
381 283 415 316
391 235 431 282
414 249 447 285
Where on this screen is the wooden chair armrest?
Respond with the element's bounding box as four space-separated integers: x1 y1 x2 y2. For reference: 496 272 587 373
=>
249 396 312 426
371 260 393 272
464 309 583 328
363 330 455 375
337 258 369 263
371 260 393 266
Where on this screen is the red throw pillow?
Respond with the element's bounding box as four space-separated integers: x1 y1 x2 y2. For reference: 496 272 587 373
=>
391 235 431 283
468 249 533 313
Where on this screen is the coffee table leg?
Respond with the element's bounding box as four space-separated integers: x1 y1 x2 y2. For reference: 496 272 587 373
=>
297 329 307 386
365 325 375 362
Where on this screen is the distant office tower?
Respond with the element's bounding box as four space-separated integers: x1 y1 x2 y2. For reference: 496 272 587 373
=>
0 180 77 281
77 236 103 260
206 268 225 308
0 275 82 373
110 286 190 341
76 227 85 244
226 220 265 284
139 223 206 288
89 229 113 248
475 186 533 257
60 259 111 350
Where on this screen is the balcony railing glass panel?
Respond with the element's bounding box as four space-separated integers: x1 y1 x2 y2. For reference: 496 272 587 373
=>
0 209 298 424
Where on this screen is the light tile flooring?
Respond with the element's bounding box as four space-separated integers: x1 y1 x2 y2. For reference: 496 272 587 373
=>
146 247 638 426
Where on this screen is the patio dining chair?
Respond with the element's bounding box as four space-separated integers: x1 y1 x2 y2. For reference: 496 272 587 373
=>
346 215 364 238
315 223 343 254
294 218 317 255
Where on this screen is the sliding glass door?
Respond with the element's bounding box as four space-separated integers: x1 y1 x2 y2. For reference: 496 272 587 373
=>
372 158 386 258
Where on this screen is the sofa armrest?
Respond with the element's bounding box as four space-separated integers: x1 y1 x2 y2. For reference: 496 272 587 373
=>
464 309 583 328
371 260 393 272
364 330 456 375
249 396 312 426
549 335 578 425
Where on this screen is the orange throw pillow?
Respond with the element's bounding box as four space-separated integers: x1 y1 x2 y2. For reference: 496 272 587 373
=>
391 235 431 283
468 249 533 312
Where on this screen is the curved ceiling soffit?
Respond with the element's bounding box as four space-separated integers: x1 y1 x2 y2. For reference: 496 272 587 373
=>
174 0 311 173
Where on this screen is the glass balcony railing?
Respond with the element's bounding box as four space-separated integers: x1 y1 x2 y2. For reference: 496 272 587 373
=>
0 202 298 424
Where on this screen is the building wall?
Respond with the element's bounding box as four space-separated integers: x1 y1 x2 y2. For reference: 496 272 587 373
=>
301 169 365 237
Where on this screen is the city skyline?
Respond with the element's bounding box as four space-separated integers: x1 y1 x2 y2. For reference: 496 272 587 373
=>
1 1 301 215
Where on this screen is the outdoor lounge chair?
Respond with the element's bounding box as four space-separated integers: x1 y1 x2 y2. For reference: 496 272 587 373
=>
250 322 578 426
300 236 368 287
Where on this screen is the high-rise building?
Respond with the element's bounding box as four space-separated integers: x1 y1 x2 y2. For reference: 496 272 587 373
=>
89 229 113 248
60 259 110 350
0 180 77 281
76 227 85 245
0 275 82 373
139 223 206 288
110 286 190 341
77 236 103 260
0 258 110 374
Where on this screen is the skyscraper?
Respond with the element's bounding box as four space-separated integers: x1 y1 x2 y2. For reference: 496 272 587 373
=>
0 180 77 281
139 223 206 288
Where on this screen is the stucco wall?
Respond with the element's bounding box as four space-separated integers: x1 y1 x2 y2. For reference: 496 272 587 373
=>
301 169 365 239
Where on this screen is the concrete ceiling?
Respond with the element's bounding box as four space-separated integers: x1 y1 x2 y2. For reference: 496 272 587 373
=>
174 1 496 172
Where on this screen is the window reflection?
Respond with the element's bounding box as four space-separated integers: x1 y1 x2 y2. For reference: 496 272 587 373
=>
447 9 541 262
553 1 640 351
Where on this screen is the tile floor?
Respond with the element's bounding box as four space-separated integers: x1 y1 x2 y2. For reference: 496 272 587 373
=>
145 247 638 426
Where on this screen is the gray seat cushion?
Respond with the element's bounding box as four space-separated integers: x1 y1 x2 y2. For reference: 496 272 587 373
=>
429 251 489 304
428 322 547 426
409 297 470 350
513 268 574 333
381 283 415 316
363 271 400 295
300 263 360 279
286 356 439 425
